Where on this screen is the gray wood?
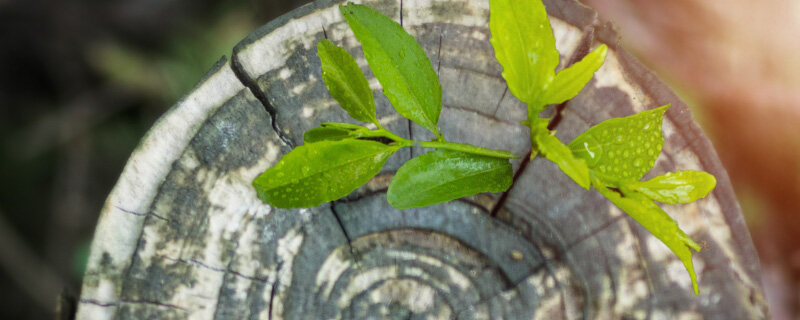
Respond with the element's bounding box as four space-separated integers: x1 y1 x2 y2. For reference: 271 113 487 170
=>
76 0 768 319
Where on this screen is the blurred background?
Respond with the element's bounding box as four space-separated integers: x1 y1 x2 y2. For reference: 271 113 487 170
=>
0 0 797 318
581 1 800 319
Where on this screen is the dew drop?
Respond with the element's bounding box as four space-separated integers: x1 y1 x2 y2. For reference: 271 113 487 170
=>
575 135 602 167
615 135 624 144
633 158 643 167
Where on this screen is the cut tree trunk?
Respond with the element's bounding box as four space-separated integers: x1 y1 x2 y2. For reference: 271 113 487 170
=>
76 0 768 319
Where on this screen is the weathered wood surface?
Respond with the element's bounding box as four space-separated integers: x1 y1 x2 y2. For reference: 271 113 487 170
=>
76 0 768 319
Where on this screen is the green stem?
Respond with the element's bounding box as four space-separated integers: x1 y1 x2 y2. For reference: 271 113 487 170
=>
355 128 518 159
419 141 519 159
433 130 445 142
355 128 414 147
381 129 415 147
529 150 540 162
528 105 538 158
527 103 551 161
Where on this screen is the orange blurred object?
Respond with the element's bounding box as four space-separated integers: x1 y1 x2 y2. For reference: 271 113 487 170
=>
581 0 800 318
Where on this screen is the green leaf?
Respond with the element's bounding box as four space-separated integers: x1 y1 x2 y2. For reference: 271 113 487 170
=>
303 127 353 143
317 39 377 124
594 178 702 294
341 3 442 136
532 119 590 189
541 44 608 105
387 150 513 209
627 170 717 204
321 122 366 130
569 105 670 182
489 0 559 105
253 139 399 208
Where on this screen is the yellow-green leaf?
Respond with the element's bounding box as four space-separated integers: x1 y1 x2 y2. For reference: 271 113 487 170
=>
340 3 442 136
253 139 398 208
627 170 717 204
533 119 590 189
569 105 669 182
594 178 702 294
317 39 377 124
489 0 559 106
541 44 608 105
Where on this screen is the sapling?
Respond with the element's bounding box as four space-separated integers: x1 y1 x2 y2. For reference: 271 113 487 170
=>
252 0 716 294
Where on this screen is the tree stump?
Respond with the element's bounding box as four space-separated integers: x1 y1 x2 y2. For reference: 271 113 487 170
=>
76 0 768 319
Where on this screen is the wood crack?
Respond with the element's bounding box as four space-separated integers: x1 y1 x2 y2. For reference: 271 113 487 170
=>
489 151 532 218
436 33 443 75
162 256 269 283
208 212 264 319
230 48 294 148
492 86 508 116
79 298 189 311
267 261 283 320
115 206 173 224
399 0 403 27
329 203 362 268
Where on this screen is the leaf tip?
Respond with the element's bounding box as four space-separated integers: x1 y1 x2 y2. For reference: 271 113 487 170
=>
708 173 718 190
338 2 359 16
579 178 591 190
680 232 702 252
596 43 609 57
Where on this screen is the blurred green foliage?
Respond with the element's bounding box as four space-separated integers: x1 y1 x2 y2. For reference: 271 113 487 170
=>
88 8 258 103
